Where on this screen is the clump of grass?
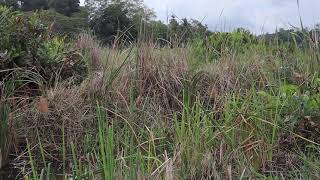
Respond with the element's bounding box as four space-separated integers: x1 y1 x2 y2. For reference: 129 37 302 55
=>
76 33 104 72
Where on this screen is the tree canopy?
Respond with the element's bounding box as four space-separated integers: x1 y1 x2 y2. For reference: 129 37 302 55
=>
1 0 81 16
90 1 132 44
88 0 156 44
48 0 80 16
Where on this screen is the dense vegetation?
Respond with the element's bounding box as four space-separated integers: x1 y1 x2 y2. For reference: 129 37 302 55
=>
1 0 320 179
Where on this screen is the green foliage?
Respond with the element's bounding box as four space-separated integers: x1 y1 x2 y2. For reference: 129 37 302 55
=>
0 6 87 84
43 9 89 37
2 0 80 16
48 0 80 16
38 37 66 63
20 0 49 11
261 27 320 51
0 0 19 9
0 6 50 69
89 0 155 44
192 28 258 62
85 0 108 18
258 82 320 125
147 20 169 43
90 1 133 44
167 16 210 46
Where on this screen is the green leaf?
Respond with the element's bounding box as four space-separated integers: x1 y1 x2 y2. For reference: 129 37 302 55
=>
280 84 299 97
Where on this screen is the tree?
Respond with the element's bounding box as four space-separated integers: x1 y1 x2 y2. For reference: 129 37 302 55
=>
20 0 48 11
190 19 209 36
0 0 19 9
169 15 179 37
3 0 80 16
148 20 168 44
90 1 132 44
85 0 109 18
88 0 155 44
85 0 153 19
180 18 192 43
44 8 89 36
48 0 80 16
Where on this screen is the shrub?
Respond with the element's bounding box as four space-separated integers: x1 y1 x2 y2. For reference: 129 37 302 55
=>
0 6 87 88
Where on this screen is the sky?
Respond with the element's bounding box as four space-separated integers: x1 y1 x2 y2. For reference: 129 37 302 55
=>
80 0 320 33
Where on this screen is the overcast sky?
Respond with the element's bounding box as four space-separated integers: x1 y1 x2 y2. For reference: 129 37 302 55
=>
80 0 320 33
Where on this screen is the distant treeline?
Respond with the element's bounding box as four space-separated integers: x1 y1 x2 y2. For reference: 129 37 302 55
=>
261 27 320 50
1 0 320 47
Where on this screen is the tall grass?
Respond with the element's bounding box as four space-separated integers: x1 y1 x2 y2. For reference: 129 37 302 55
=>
3 31 320 179
24 85 320 179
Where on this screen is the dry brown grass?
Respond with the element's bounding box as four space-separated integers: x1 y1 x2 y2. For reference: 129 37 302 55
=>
76 33 104 72
12 83 95 165
8 37 271 164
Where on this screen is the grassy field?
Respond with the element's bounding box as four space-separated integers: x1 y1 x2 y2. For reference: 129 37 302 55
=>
1 7 320 180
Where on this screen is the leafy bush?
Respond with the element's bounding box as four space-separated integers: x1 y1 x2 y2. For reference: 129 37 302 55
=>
258 82 320 127
0 6 87 86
